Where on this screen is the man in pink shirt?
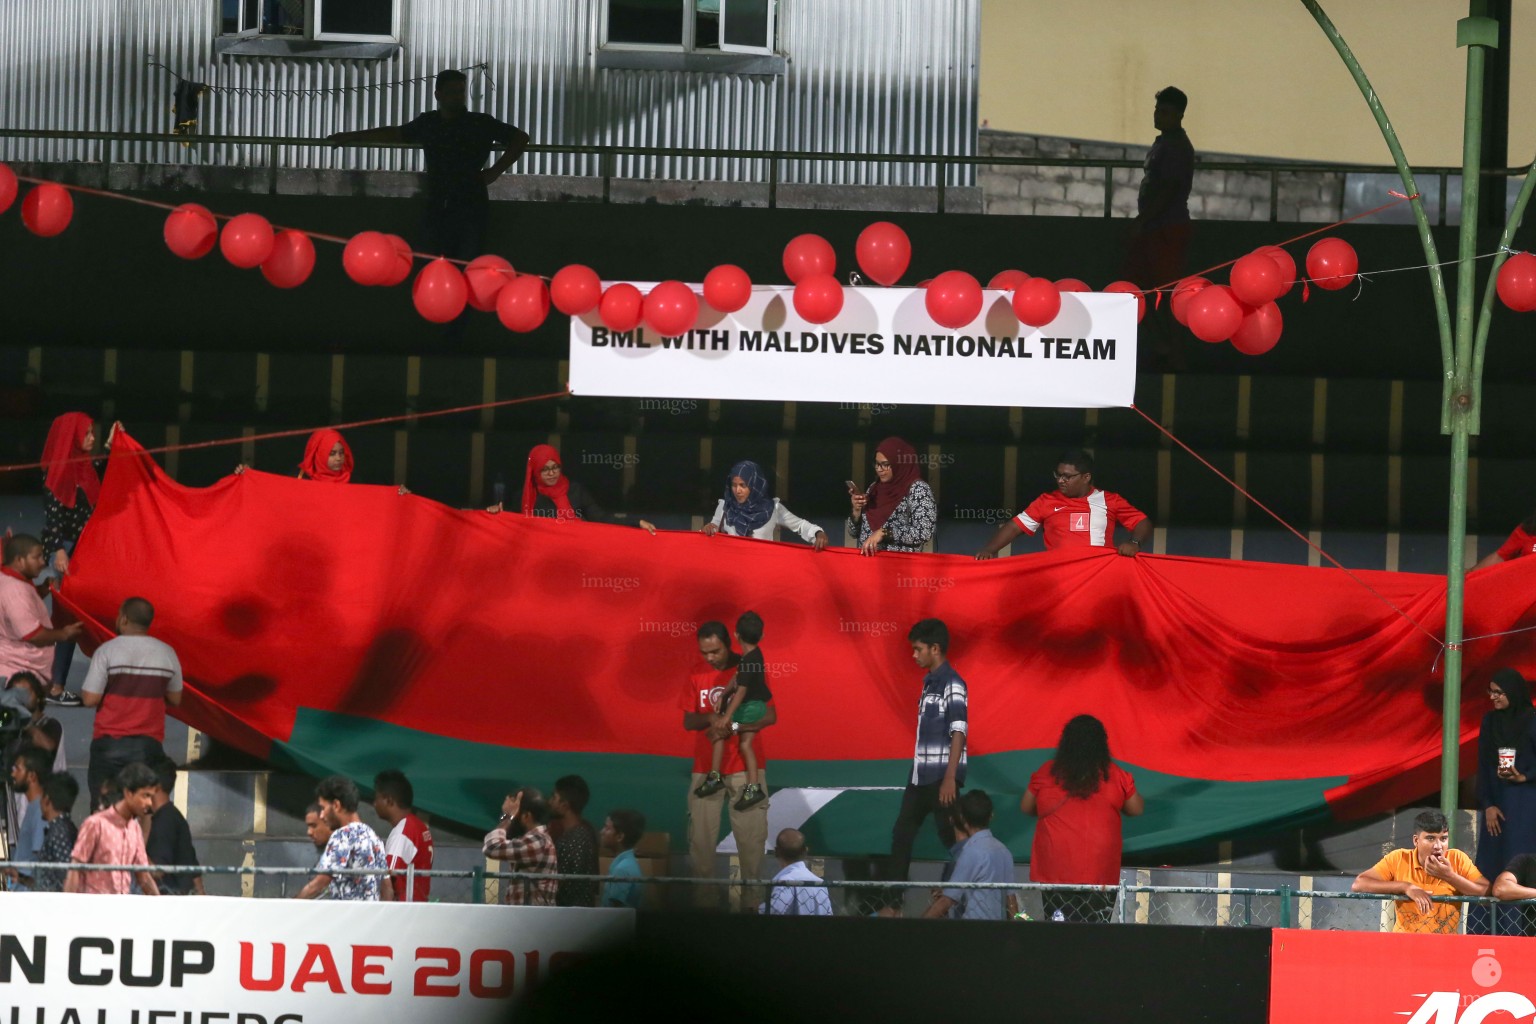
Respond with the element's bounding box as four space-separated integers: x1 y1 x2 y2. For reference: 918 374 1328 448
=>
65 762 161 896
0 535 82 687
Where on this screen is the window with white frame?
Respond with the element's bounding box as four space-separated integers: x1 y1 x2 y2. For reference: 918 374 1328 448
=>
604 0 776 55
220 0 400 43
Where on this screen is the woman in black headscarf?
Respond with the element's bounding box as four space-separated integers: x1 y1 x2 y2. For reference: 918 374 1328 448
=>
1475 669 1536 890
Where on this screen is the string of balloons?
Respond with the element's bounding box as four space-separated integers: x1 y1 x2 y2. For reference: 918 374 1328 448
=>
5 162 1536 347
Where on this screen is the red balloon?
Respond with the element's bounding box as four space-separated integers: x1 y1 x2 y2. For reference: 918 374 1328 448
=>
1012 277 1061 328
412 258 468 323
855 221 911 286
1103 280 1146 323
1257 245 1297 296
0 163 16 214
599 283 644 332
1496 252 1536 313
20 183 73 238
464 255 516 312
163 203 219 260
644 280 700 336
987 269 1030 291
1231 301 1283 355
219 212 275 269
783 234 836 284
1185 284 1244 343
550 265 603 316
496 274 551 332
1170 277 1211 325
1055 278 1090 293
793 274 844 324
260 230 316 289
382 235 415 287
924 270 984 329
1229 251 1285 306
1306 237 1358 290
343 231 394 286
703 264 752 313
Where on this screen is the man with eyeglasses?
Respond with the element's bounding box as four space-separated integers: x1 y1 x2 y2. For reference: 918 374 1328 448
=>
974 449 1151 560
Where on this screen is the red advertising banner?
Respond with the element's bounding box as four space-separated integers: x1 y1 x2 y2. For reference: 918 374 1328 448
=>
1270 928 1536 1024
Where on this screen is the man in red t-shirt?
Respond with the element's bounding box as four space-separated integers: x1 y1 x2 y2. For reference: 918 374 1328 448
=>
974 449 1151 560
373 769 433 902
1471 514 1536 571
682 621 776 908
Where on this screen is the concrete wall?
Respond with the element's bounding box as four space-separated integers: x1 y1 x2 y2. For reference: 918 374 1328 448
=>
978 129 1344 223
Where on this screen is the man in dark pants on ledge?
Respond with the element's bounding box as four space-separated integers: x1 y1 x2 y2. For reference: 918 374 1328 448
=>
883 617 968 915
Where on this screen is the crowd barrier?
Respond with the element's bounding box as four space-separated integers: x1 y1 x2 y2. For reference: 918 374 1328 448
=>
8 881 1536 1023
12 861 1536 935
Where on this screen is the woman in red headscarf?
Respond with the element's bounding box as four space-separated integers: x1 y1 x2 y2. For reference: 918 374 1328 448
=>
297 428 353 483
486 444 606 523
847 435 937 556
39 413 115 706
236 428 408 493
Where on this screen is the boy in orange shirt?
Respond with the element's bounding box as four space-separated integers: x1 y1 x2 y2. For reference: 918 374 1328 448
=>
1352 810 1488 933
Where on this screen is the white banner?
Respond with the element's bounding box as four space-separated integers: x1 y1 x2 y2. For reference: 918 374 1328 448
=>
0 893 632 1023
568 285 1138 409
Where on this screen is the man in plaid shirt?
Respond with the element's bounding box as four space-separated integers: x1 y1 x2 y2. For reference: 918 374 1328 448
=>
885 618 968 910
482 787 559 906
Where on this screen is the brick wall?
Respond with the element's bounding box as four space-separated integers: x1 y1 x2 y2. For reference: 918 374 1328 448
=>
979 129 1346 223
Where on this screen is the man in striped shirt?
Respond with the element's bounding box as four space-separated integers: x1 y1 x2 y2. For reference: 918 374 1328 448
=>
884 618 968 912
974 449 1151 560
81 598 183 808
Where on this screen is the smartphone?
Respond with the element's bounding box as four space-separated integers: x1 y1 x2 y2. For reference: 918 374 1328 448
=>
846 480 860 494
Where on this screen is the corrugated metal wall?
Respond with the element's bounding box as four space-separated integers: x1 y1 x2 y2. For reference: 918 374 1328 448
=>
0 0 977 185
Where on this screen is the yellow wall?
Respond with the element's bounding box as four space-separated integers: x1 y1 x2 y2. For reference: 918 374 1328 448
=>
979 0 1536 166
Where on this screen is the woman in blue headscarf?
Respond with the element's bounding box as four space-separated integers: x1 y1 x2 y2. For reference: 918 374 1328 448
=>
703 460 828 549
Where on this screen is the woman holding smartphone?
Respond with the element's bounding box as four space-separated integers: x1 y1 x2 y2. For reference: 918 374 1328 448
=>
848 436 937 556
1472 669 1536 932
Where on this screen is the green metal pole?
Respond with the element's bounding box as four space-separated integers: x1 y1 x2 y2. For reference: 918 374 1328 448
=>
1441 10 1497 836
1304 0 1504 845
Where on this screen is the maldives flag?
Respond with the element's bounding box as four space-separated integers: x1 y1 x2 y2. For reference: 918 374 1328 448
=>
58 431 1536 860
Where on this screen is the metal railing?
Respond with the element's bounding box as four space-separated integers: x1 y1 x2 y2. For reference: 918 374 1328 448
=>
10 860 1536 933
0 126 1529 221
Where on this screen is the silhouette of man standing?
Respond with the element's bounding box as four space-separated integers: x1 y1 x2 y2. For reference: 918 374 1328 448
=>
328 69 529 260
1125 85 1194 290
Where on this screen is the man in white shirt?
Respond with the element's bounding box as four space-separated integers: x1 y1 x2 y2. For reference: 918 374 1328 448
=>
761 828 833 916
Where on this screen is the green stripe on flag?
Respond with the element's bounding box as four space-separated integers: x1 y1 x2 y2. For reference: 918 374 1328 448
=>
279 710 1345 862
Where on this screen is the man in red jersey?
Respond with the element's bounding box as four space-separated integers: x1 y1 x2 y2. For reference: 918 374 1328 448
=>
682 621 776 909
374 769 433 902
1471 510 1536 571
974 449 1151 559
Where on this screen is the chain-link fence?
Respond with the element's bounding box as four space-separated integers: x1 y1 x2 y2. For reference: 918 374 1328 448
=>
10 861 1536 934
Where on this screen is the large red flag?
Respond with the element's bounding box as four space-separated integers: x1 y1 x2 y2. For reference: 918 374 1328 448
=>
58 431 1536 858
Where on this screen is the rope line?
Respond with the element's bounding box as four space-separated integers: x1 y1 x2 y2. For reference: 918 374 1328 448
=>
1146 194 1420 293
0 389 571 476
12 173 515 274
1129 403 1445 649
